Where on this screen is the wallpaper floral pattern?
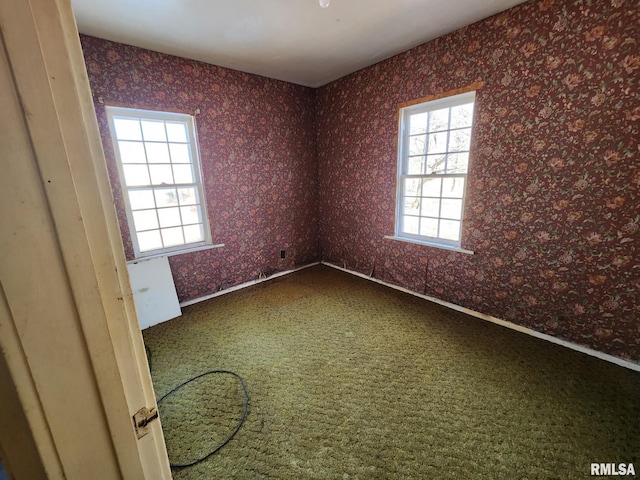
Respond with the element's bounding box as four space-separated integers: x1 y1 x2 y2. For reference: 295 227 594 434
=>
82 0 638 363
316 0 639 361
81 36 320 302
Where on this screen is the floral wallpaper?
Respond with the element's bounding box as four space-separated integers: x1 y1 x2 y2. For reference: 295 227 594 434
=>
81 0 638 363
80 36 320 302
316 0 639 362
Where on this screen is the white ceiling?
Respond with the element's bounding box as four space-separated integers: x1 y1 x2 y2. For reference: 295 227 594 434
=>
72 0 529 88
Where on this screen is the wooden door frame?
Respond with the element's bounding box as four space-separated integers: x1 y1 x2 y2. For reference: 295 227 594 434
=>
0 0 171 478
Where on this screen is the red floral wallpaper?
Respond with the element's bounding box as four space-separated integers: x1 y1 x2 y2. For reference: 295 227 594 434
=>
80 35 320 302
316 0 639 362
81 0 638 363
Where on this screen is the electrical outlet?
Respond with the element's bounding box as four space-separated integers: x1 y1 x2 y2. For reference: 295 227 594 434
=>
280 250 286 259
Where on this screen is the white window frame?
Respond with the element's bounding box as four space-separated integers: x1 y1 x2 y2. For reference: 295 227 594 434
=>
106 106 213 258
394 91 476 252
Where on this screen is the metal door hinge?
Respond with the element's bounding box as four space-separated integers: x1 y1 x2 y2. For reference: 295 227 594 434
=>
133 406 158 439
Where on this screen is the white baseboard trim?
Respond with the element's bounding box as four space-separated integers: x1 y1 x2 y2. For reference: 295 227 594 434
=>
321 261 640 372
179 262 321 307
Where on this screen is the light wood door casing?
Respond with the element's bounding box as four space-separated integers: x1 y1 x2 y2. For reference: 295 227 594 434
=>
0 0 171 478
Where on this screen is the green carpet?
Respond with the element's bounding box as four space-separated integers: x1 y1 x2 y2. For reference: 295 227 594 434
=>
143 265 640 479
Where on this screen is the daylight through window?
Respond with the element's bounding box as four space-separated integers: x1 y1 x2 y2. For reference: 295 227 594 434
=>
106 107 211 257
396 91 476 248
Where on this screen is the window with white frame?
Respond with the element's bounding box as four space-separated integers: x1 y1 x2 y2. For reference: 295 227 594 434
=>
106 107 212 258
395 91 475 248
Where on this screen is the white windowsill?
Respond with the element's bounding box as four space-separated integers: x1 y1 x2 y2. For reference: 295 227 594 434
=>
128 243 225 263
384 235 474 255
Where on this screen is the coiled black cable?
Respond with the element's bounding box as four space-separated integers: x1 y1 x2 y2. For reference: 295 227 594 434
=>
146 345 250 469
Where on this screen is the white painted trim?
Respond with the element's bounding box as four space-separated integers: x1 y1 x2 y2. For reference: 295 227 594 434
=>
105 106 213 260
179 262 321 308
385 235 474 254
128 243 224 263
395 91 476 250
0 2 171 475
321 262 640 372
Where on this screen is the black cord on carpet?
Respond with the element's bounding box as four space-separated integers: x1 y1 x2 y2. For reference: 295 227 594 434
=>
145 344 250 469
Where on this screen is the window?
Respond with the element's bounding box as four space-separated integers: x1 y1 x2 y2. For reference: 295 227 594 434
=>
106 107 212 257
395 91 475 249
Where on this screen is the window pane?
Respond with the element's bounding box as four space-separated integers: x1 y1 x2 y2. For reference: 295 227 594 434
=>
440 220 461 241
154 188 178 208
409 135 427 156
409 112 428 135
129 189 155 210
397 93 474 247
108 108 210 257
118 141 146 163
141 120 167 142
181 205 201 225
166 122 188 142
422 177 442 197
449 128 471 152
426 154 446 174
447 153 469 173
403 197 420 215
161 227 184 247
114 118 142 141
137 230 163 252
407 156 424 175
442 177 465 198
145 142 170 163
149 164 174 185
404 178 422 196
402 216 419 235
173 164 195 184
428 108 449 132
441 199 463 220
157 207 182 228
122 164 150 186
178 187 197 205
421 198 440 217
184 224 204 243
450 103 474 129
420 218 438 237
427 131 448 154
169 143 191 163
132 209 159 231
